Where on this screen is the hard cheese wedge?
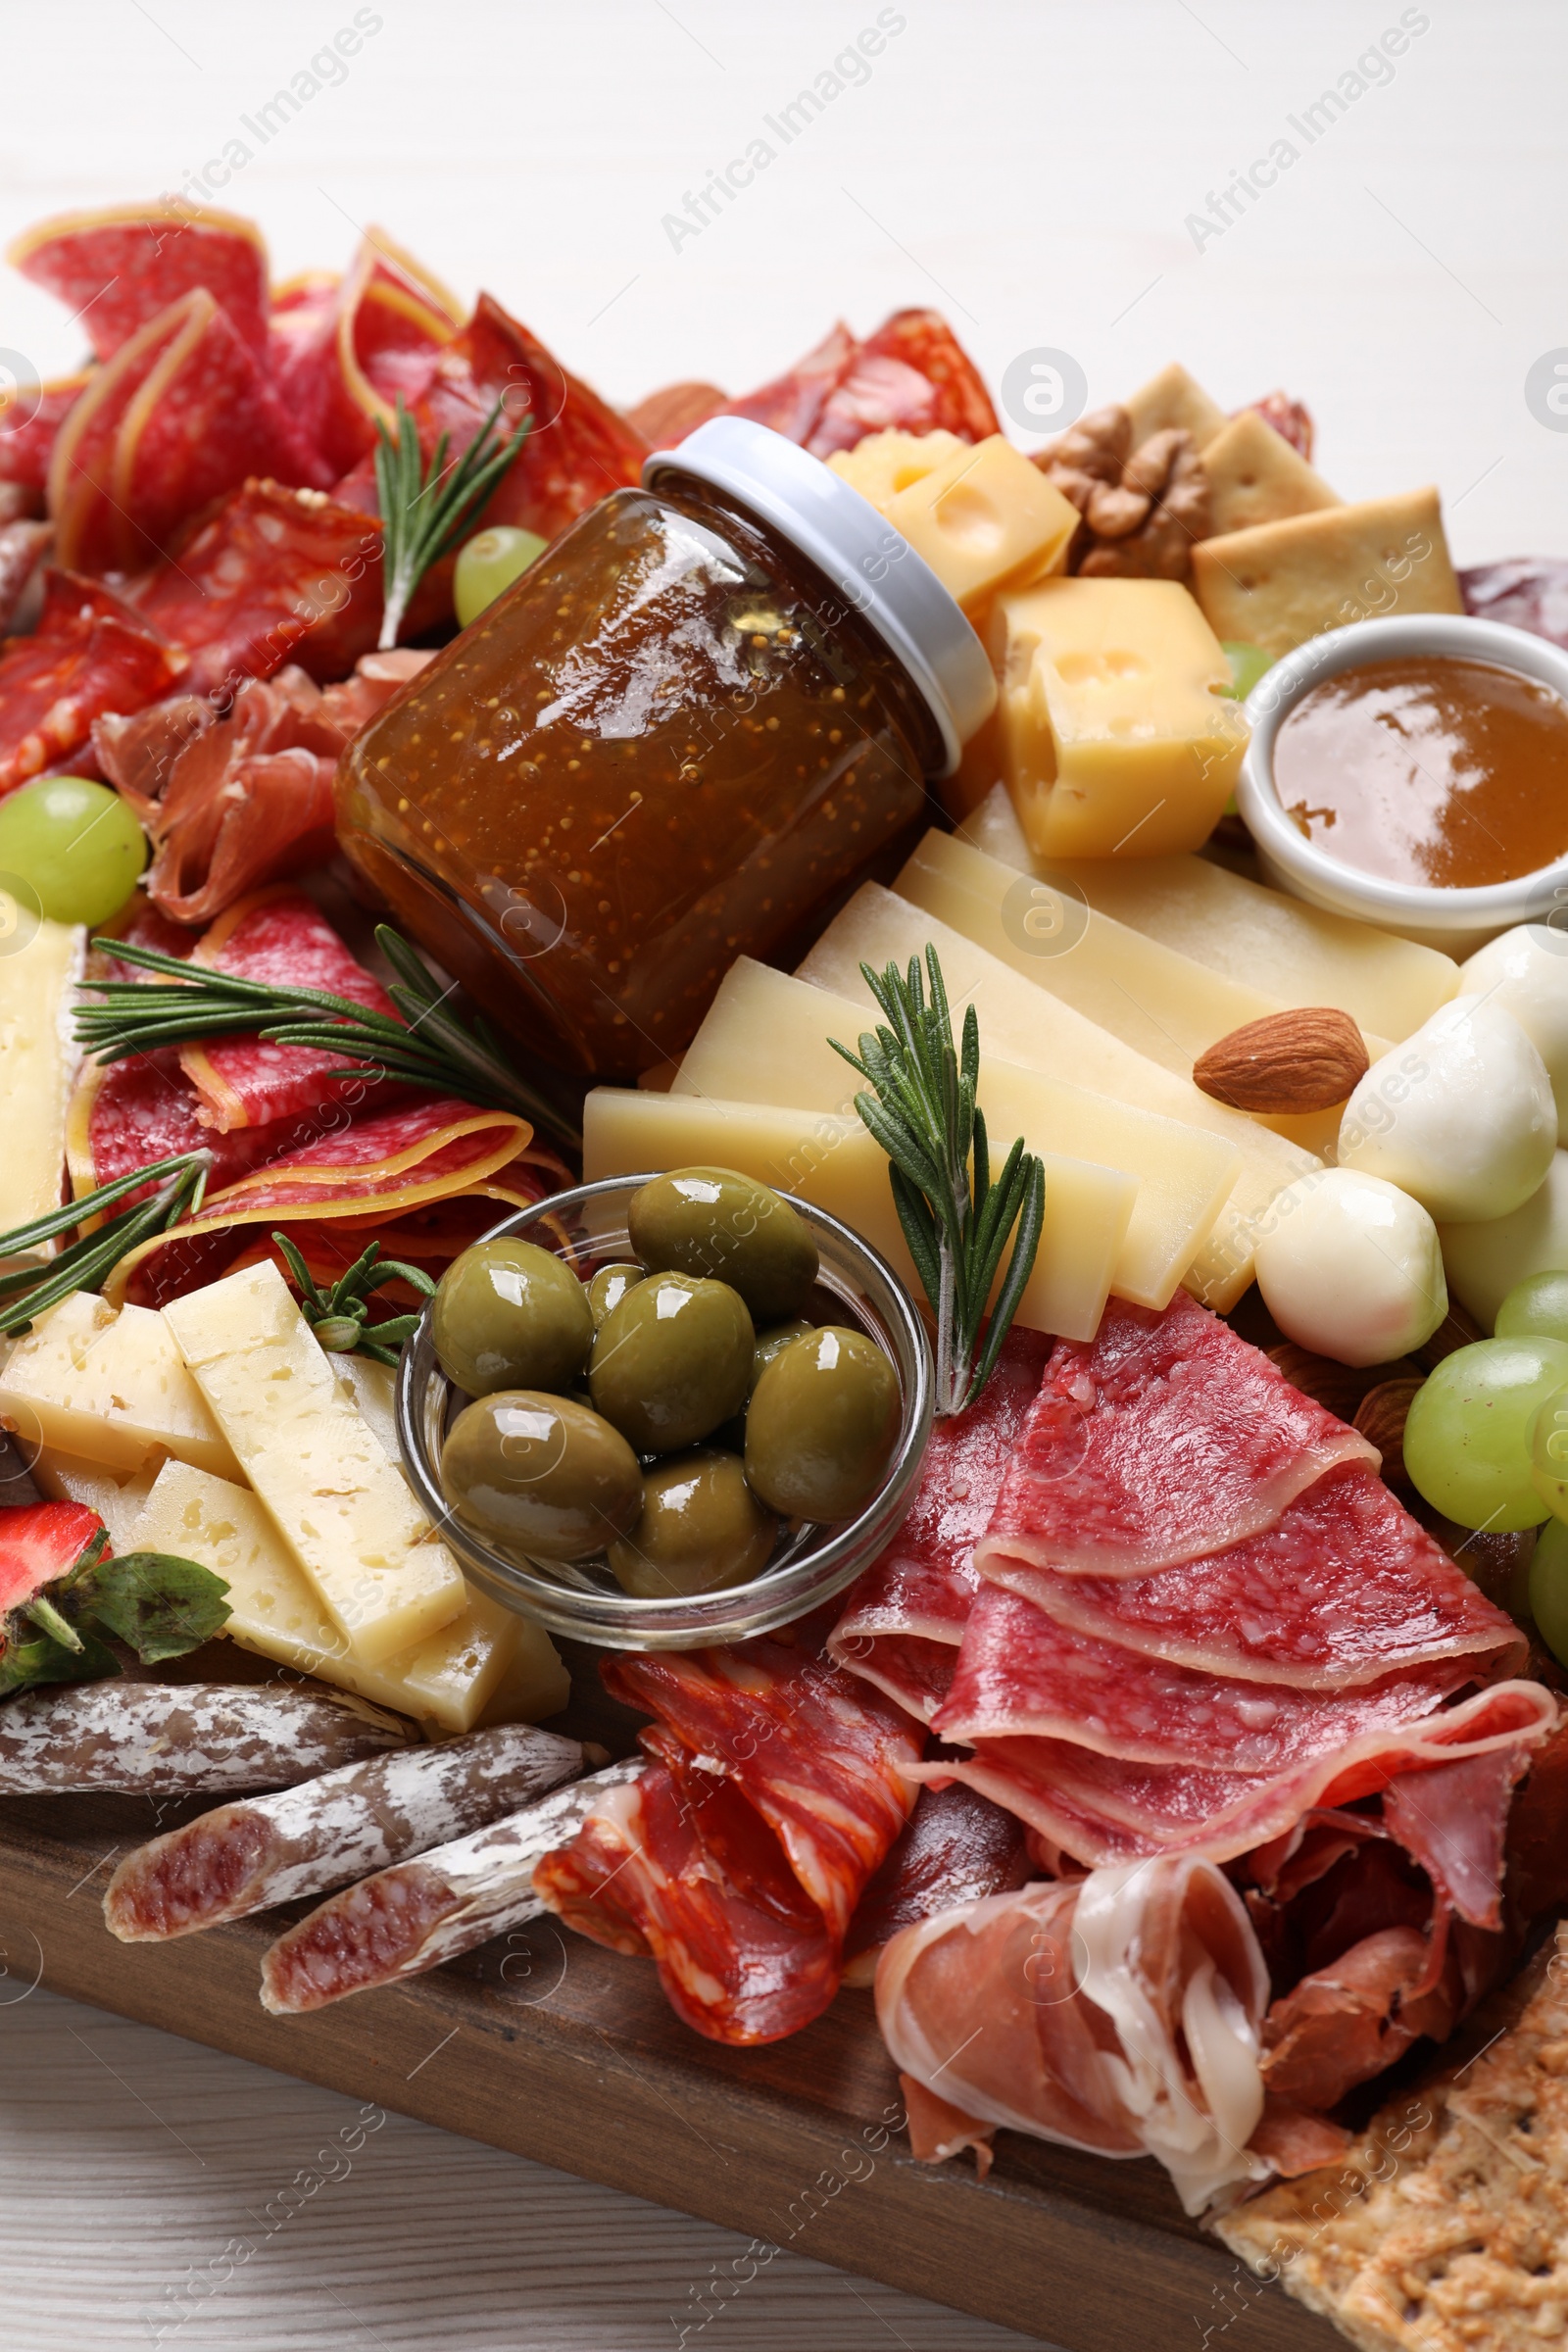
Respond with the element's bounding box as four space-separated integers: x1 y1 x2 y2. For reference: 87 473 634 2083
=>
673 958 1230 1317
31 1447 159 1553
0 913 82 1262
0 1291 239 1477
584 1080 1136 1342
882 436 1078 612
960 782 1458 1042
163 1261 466 1664
128 1459 566 1733
798 883 1320 1311
989 576 1248 858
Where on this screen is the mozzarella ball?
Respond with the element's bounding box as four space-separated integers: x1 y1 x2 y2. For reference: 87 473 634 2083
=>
1254 1168 1447 1367
1460 925 1568 1144
1338 999 1555 1223
1440 1148 1568 1329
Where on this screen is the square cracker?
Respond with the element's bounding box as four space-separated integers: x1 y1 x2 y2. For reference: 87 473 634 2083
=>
1125 362 1229 450
1190 486 1462 659
1202 410 1342 537
1217 1922 1568 2352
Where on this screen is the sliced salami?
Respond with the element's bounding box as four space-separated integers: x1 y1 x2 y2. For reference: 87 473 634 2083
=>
0 1681 412 1794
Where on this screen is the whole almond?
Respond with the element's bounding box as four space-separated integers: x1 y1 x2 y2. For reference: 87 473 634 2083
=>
1353 1374 1426 1484
1193 1006 1369 1115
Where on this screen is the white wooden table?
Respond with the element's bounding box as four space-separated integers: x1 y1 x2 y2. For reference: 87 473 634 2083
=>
2 3 1563 2342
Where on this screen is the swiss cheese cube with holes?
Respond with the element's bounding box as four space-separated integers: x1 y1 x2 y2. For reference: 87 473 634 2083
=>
989 576 1247 859
824 427 966 511
882 436 1079 612
1191 487 1463 659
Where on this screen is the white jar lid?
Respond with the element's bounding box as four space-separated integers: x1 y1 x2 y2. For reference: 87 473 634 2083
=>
643 416 996 777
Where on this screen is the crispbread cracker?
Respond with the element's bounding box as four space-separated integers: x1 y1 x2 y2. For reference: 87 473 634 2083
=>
1191 487 1462 658
1202 409 1342 537
1125 361 1228 450
1216 1923 1568 2351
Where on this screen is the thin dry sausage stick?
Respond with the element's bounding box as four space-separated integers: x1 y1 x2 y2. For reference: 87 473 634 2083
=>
104 1722 584 1941
260 1759 644 2013
0 1681 412 1794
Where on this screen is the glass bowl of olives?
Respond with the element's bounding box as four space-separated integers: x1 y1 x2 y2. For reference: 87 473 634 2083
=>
395 1169 935 1650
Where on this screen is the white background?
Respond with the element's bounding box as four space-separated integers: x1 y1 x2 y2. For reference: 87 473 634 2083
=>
2 5 1564 2346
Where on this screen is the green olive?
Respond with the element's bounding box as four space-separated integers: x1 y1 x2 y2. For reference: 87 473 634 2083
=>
628 1166 818 1323
745 1325 901 1521
432 1238 593 1397
750 1318 813 1396
587 1261 643 1329
589 1272 754 1453
608 1448 776 1598
441 1391 642 1560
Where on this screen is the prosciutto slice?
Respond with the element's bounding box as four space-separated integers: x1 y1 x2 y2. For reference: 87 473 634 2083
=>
876 1856 1272 2214
827 1328 1051 1721
975 1294 1376 1580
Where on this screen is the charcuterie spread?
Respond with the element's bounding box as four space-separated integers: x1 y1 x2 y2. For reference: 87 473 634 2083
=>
12 193 1568 2352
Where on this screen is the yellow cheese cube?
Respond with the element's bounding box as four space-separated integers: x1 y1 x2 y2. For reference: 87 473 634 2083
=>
128 1459 555 1734
31 1447 159 1552
0 913 82 1261
990 577 1248 858
1125 363 1228 451
798 882 1321 1311
0 1292 239 1477
1191 487 1463 660
671 957 1236 1316
960 782 1458 1042
585 1079 1137 1342
882 436 1079 613
825 427 966 511
1200 410 1340 538
163 1262 466 1664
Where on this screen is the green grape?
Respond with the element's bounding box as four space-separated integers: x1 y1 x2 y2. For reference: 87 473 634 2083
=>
1532 1378 1568 1519
454 525 548 627
1402 1337 1568 1531
1496 1269 1568 1345
0 777 147 926
1528 1515 1568 1665
1221 640 1273 700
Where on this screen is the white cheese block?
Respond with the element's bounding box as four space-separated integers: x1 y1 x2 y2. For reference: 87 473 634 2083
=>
31 1447 160 1553
0 913 82 1260
960 783 1458 1043
127 1459 562 1734
797 882 1321 1311
583 1083 1135 1343
0 1291 238 1478
675 958 1234 1312
162 1261 467 1664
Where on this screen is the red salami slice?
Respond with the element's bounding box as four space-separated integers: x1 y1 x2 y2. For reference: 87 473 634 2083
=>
1460 558 1568 655
706 309 999 459
986 1464 1523 1690
9 204 270 361
73 1051 323 1202
1242 390 1314 462
974 1294 1377 1580
0 375 89 491
0 571 185 795
841 1780 1030 1980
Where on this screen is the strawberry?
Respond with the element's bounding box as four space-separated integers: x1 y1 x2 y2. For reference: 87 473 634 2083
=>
0 1498 230 1700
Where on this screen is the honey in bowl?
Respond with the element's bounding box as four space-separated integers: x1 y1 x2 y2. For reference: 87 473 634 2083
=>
1272 654 1568 889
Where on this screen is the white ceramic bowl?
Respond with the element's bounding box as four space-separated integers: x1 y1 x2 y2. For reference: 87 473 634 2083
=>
1236 613 1568 956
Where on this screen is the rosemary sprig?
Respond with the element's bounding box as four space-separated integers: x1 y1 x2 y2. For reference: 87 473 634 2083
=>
0 1152 212 1338
74 924 580 1153
272 1233 434 1367
374 391 527 650
830 948 1045 1417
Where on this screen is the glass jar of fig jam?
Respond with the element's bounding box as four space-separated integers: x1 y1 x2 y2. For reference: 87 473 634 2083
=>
336 419 995 1077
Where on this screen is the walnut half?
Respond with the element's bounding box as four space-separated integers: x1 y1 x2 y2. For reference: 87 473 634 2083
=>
1035 403 1210 580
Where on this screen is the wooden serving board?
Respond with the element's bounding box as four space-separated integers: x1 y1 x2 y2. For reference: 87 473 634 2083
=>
0 1644 1335 2352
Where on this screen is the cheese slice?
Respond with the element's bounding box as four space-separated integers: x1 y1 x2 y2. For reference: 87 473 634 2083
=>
128 1459 560 1734
163 1261 467 1664
0 1291 239 1477
798 883 1320 1311
882 436 1078 612
675 956 1233 1313
959 782 1459 1042
31 1447 160 1553
989 576 1248 858
584 1082 1135 1342
0 913 82 1260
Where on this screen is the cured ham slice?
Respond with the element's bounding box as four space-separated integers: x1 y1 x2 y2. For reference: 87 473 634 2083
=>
1382 1742 1537 1931
828 1327 1050 1721
876 1856 1272 2214
935 1585 1472 1772
985 1463 1525 1690
921 1681 1559 1869
975 1294 1376 1581
533 1630 922 2043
